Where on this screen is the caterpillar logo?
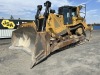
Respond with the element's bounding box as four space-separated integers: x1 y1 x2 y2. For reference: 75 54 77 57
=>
1 20 15 29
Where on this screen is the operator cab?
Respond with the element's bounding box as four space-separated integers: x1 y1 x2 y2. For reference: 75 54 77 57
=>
58 6 77 25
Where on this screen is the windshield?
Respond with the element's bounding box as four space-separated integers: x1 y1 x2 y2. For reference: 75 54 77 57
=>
58 6 77 24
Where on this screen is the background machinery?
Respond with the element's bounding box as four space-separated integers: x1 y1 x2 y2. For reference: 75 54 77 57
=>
9 1 92 68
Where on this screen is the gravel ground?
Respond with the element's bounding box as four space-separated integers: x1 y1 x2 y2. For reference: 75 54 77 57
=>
0 30 100 75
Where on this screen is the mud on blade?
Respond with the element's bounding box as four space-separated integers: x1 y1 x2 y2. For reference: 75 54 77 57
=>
9 27 37 53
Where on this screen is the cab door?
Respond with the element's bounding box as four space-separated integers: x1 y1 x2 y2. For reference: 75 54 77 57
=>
63 8 72 24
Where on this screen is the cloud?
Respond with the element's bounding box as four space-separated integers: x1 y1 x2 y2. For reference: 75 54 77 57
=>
0 0 72 19
86 9 100 23
79 0 92 5
87 9 98 16
97 0 100 2
0 0 36 19
0 0 99 23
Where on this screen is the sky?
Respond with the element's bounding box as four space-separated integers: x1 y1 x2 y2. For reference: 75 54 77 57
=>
0 0 100 23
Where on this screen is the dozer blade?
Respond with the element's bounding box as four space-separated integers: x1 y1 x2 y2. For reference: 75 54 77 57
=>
9 27 51 68
9 27 37 54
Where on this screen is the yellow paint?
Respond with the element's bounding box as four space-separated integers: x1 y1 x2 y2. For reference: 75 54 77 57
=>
45 5 92 38
1 20 15 29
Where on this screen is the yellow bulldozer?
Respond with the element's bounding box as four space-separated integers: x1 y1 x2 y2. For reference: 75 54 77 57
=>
9 1 92 68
